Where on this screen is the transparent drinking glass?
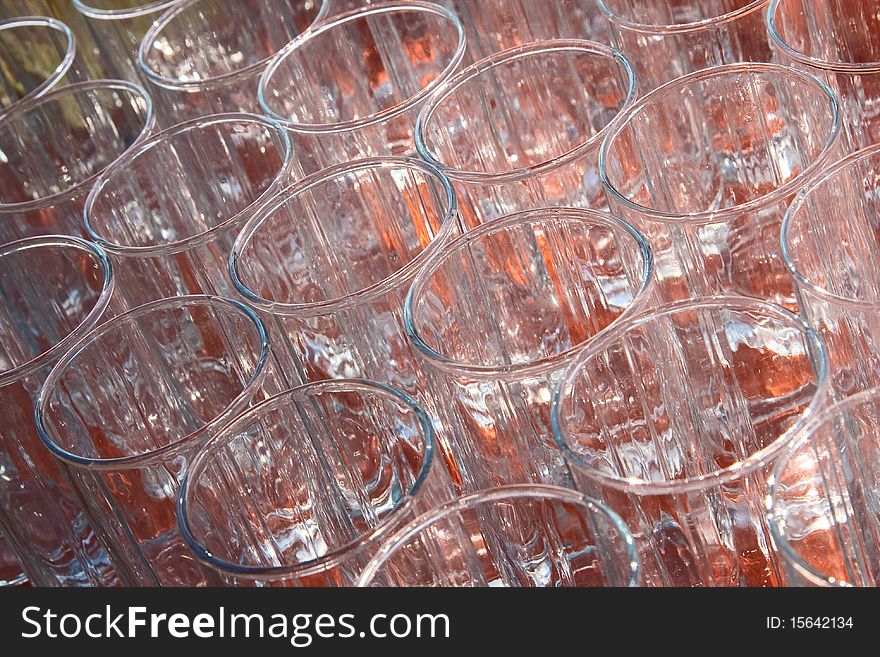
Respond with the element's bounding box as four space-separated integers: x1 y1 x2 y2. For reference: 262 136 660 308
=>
178 379 450 586
600 63 842 308
72 0 179 82
552 296 829 587
768 387 880 587
769 0 880 150
415 40 636 228
357 484 640 587
598 1 772 91
0 16 76 115
258 1 466 172
35 295 272 587
782 143 880 398
0 235 116 587
404 207 653 493
0 79 154 246
84 113 291 309
138 0 329 125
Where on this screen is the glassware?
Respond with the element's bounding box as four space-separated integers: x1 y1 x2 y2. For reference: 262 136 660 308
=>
84 113 291 308
768 0 880 150
0 16 76 115
598 1 772 90
72 0 179 82
415 40 636 228
600 63 841 308
357 484 640 587
138 0 329 125
781 143 880 398
0 235 116 587
258 1 466 172
768 387 880 587
178 379 450 586
552 296 829 587
0 79 154 246
404 207 653 492
35 295 271 586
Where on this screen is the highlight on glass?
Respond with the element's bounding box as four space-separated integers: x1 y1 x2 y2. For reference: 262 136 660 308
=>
0 79 154 246
404 207 654 493
415 40 636 227
35 295 271 587
357 484 640 587
552 295 829 587
177 379 450 587
0 235 115 587
600 62 841 307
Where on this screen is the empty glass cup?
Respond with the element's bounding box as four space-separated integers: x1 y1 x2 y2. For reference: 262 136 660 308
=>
552 296 829 587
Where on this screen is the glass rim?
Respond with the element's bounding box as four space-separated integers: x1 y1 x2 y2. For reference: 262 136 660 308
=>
72 0 179 20
551 294 830 495
83 112 293 256
403 206 655 380
599 62 841 225
258 1 467 134
766 386 880 587
137 0 330 91
781 142 880 309
0 79 156 213
177 378 437 580
414 39 637 184
230 155 458 317
598 0 769 34
356 483 641 587
767 0 880 73
0 235 114 388
35 294 271 471
0 17 77 116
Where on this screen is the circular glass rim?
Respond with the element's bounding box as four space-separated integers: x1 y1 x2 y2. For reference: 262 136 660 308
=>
551 294 830 495
403 206 655 380
599 62 841 226
781 142 880 310
0 17 76 115
258 1 467 134
72 0 179 20
0 79 156 213
137 0 330 91
0 235 113 387
414 39 637 184
84 112 292 256
768 0 880 73
35 294 271 471
356 483 641 587
177 378 437 580
598 0 768 34
230 155 458 317
767 387 880 587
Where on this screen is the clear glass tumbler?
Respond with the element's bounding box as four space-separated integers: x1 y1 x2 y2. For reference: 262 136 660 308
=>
552 296 829 587
357 484 640 587
138 0 329 125
35 295 272 586
0 16 76 115
84 113 291 308
0 235 116 587
598 1 772 91
600 63 842 308
768 387 880 587
404 207 653 492
415 40 636 227
782 143 880 397
178 379 450 586
0 79 154 246
768 0 880 150
258 1 466 172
